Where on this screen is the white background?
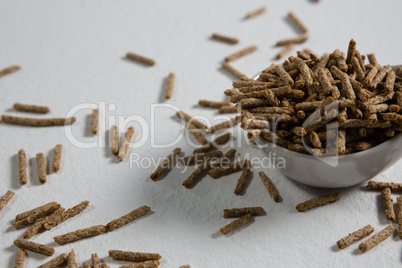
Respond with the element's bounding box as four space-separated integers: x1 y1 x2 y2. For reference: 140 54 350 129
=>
1 0 402 267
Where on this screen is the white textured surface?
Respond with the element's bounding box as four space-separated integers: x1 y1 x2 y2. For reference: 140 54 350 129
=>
0 0 402 267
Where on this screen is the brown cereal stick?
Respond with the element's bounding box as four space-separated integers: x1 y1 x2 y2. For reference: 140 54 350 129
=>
293 57 313 86
36 153 47 184
178 266 190 268
150 148 181 180
67 249 78 268
106 205 150 231
176 111 208 129
275 35 309 47
250 107 291 114
382 188 395 221
355 140 378 151
108 250 161 262
126 52 155 66
101 263 110 268
337 129 346 155
120 261 160 268
220 214 254 235
310 131 322 148
13 249 26 268
384 128 395 137
186 123 208 145
223 207 264 218
208 159 250 179
384 69 395 92
397 197 402 239
111 125 119 155
15 201 60 222
365 103 388 114
224 45 257 62
358 225 394 253
18 149 27 185
367 53 380 68
13 103 50 114
258 172 280 202
352 57 365 81
287 12 308 34
330 66 356 100
162 73 175 100
291 126 306 137
180 151 223 166
337 225 374 249
241 118 269 130
0 190 15 214
91 109 99 135
339 119 391 128
193 133 232 154
296 193 341 212
370 65 392 89
364 66 379 88
13 202 61 229
43 201 90 231
83 263 92 268
53 225 107 245
245 6 266 19
211 33 239 44
276 44 294 60
296 110 306 120
1 115 76 126
118 126 134 162
272 65 294 86
182 159 211 188
219 105 238 114
388 104 400 113
317 69 334 96
91 253 101 268
199 100 229 108
38 253 68 268
345 39 356 65
222 62 246 79
0 65 20 77
313 54 329 74
14 239 54 256
263 89 281 106
261 129 292 148
232 87 291 102
234 167 251 195
333 49 348 72
52 144 62 172
367 181 402 191
23 207 65 239
209 117 238 134
295 99 354 111
232 80 271 88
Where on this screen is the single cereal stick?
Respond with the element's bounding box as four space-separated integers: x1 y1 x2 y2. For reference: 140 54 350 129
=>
38 253 68 268
199 100 229 108
364 66 379 88
397 197 402 239
388 104 400 113
52 144 62 172
15 201 60 222
223 207 264 218
337 225 374 249
211 33 239 44
333 49 348 72
23 207 65 239
287 12 308 34
258 172 280 202
186 123 208 145
352 57 365 81
165 72 175 99
118 127 134 162
272 65 294 86
293 57 313 86
44 200 90 230
220 214 254 235
106 205 150 231
250 107 291 114
176 111 208 129
219 105 238 114
370 65 392 89
234 167 251 195
91 253 101 268
276 44 294 60
14 239 54 256
330 66 355 100
18 149 27 185
182 160 210 188
359 225 394 253
222 62 246 79
13 103 50 114
339 119 391 129
1 115 76 126
317 69 334 96
119 261 160 268
384 69 395 92
346 39 356 64
275 35 308 47
224 45 257 62
382 188 395 221
0 65 20 77
67 249 78 268
384 128 395 137
53 225 107 245
36 153 47 184
13 249 26 268
0 190 15 214
296 193 341 212
180 151 223 166
126 52 155 66
150 148 181 181
337 129 346 155
83 263 92 268
208 159 250 179
109 250 162 262
111 125 119 155
245 6 266 19
209 118 238 134
13 202 62 229
91 109 99 135
310 131 322 148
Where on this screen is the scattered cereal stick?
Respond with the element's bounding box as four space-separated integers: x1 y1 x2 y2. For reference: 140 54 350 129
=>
258 172 280 203
382 188 395 221
91 253 101 268
36 153 47 184
176 111 208 129
0 65 20 77
358 225 394 253
397 197 402 239
119 261 160 268
111 125 119 155
108 250 162 262
23 207 65 239
275 35 308 47
52 144 62 172
53 225 107 245
18 149 27 185
126 52 155 66
224 45 257 62
336 225 374 249
13 202 61 229
193 133 232 154
211 33 239 44
245 6 266 19
15 201 60 222
44 200 90 230
220 214 254 235
38 253 68 268
198 100 229 108
287 12 308 34
91 109 99 135
180 151 223 166
209 117 238 134
223 207 264 218
13 103 50 114
150 148 181 181
13 249 26 268
1 115 76 126
186 123 208 145
234 167 251 195
219 105 238 114
106 205 151 231
208 159 250 179
276 44 294 60
14 239 54 256
165 72 175 99
182 161 210 189
0 190 15 214
67 249 78 268
296 193 341 212
118 127 134 162
221 62 246 79
345 39 356 65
